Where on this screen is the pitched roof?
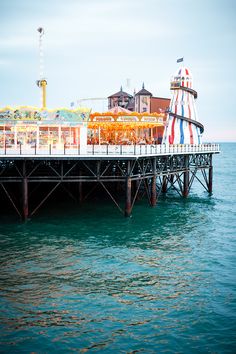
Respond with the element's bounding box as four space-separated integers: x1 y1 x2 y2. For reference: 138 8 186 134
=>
135 83 152 96
108 86 133 98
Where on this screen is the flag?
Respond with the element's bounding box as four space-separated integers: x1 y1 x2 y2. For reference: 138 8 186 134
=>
177 57 184 63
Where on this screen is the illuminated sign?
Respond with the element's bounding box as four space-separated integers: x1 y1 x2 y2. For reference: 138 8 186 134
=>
93 116 114 122
141 116 157 122
0 107 91 123
117 116 138 122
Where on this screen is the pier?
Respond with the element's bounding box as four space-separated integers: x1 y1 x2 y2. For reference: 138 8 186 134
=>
0 143 220 220
0 40 220 221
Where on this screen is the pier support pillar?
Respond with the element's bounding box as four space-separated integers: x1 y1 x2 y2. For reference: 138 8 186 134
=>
151 157 157 206
208 155 213 194
162 176 168 193
125 161 132 217
22 161 28 221
135 179 139 191
151 175 157 206
125 177 132 217
79 170 83 203
183 155 189 198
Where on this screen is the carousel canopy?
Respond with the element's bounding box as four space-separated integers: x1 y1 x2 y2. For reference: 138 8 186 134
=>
107 106 132 114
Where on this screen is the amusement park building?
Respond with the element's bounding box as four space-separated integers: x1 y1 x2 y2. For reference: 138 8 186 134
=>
108 84 170 114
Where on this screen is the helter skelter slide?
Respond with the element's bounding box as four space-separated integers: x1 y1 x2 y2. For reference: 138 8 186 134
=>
163 66 204 145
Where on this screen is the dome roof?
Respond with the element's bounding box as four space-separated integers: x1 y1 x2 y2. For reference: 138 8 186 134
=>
172 66 193 88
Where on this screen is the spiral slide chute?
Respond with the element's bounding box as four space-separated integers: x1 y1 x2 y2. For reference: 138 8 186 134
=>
163 66 204 145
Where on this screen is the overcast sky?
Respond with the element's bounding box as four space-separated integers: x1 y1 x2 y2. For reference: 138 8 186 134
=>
1 0 235 141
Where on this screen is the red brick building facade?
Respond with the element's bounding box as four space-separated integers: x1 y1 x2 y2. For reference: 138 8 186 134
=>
108 84 170 114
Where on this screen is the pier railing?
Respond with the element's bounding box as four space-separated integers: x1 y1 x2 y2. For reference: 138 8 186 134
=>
87 143 220 155
0 143 220 157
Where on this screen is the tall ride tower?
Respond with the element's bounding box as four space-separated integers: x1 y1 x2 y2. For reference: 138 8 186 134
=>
36 27 47 109
163 66 204 144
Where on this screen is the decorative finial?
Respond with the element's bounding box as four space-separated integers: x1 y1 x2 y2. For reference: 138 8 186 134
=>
120 86 123 92
37 27 44 35
142 82 145 89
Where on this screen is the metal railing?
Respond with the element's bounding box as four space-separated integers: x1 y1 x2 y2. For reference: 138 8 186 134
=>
0 143 220 157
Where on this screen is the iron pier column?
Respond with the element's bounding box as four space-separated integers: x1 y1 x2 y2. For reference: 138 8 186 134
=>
162 175 168 193
151 175 157 206
183 155 189 197
79 169 83 203
208 154 213 194
22 160 29 221
125 161 132 217
151 157 157 206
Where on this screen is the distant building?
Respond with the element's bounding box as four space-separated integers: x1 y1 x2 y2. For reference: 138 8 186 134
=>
108 87 133 110
108 83 170 114
134 84 153 113
150 97 171 114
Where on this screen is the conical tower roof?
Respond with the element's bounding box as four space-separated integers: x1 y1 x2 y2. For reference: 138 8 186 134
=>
108 86 132 98
135 83 152 96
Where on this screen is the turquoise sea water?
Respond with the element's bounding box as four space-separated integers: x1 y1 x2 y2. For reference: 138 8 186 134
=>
0 143 235 353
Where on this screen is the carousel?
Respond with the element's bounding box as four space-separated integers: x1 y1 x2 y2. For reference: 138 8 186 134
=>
88 106 165 145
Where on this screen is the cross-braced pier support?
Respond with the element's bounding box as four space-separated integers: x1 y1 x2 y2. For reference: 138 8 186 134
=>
0 150 218 220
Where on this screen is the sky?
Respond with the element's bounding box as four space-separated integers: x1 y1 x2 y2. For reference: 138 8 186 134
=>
0 0 236 142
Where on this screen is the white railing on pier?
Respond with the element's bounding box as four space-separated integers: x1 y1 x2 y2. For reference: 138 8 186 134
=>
0 143 220 157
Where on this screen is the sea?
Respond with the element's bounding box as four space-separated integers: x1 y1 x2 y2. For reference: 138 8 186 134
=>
0 143 235 353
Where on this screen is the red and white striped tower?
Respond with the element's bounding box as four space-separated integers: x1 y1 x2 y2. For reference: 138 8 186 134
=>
163 64 204 145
